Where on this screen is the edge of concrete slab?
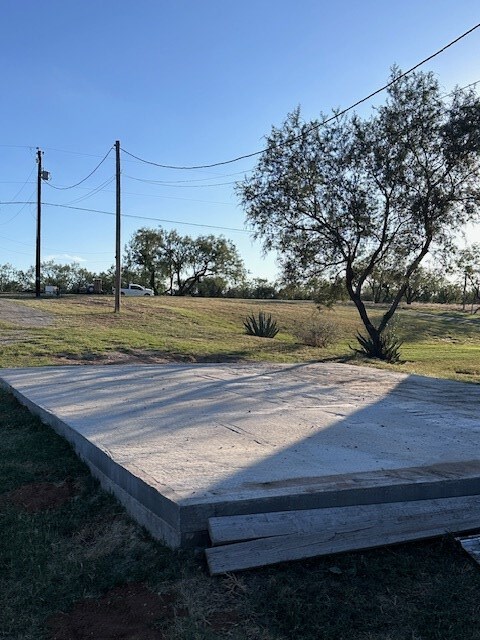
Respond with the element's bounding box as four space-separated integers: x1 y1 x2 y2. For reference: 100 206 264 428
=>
3 369 480 550
179 461 480 543
1 378 183 549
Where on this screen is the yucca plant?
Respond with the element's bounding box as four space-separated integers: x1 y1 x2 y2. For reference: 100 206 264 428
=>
244 311 279 338
354 330 403 363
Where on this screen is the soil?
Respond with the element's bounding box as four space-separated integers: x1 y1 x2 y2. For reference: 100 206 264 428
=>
205 609 241 631
52 350 173 366
0 298 53 327
52 349 244 366
47 583 182 640
1 480 76 512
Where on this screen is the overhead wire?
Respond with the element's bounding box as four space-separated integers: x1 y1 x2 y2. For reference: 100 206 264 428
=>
0 232 113 255
0 244 33 256
42 202 248 233
0 201 249 233
122 169 254 184
1 25 479 252
44 146 113 190
123 175 237 188
65 176 116 205
9 166 36 202
0 189 36 226
120 22 480 170
120 190 232 204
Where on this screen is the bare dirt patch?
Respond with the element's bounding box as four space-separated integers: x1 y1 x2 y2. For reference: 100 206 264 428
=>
0 298 54 327
52 350 173 366
47 583 183 640
204 609 242 632
1 480 76 512
0 330 35 344
52 349 245 366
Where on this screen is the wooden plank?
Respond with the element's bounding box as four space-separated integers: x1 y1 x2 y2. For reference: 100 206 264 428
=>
206 495 480 575
457 534 480 565
208 495 480 546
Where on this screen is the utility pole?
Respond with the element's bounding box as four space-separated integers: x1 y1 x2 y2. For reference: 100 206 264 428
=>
35 149 50 298
114 140 121 313
35 148 43 298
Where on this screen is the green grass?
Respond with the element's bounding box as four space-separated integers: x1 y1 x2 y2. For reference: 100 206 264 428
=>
1 390 480 639
1 295 480 382
1 295 480 638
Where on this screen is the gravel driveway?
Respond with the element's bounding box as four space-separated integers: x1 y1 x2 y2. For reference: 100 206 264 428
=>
0 299 54 328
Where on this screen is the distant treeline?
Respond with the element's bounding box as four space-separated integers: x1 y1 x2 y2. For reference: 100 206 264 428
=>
3 226 480 308
0 260 477 306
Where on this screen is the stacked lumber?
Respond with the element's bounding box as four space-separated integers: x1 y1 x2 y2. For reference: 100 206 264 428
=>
456 533 480 565
206 495 480 575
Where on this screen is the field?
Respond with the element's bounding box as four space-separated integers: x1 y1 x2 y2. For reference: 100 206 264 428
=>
1 294 480 382
1 295 480 639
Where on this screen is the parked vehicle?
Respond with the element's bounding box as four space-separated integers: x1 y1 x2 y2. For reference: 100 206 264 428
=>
115 283 154 297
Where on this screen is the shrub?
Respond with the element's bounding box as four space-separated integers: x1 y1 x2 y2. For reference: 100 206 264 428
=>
354 328 403 363
296 312 339 347
244 311 279 338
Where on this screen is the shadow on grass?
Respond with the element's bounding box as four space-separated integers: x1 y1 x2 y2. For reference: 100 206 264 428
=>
395 310 480 344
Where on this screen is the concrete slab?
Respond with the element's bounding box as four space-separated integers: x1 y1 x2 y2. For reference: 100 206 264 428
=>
1 363 479 547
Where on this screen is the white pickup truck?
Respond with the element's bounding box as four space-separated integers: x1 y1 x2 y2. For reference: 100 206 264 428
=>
117 284 154 297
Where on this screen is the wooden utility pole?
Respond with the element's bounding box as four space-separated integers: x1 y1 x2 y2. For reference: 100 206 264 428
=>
114 140 121 313
35 148 42 298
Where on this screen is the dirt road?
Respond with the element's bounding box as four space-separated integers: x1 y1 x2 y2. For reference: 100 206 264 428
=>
0 298 53 327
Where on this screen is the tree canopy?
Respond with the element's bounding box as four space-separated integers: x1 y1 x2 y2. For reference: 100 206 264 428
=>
125 227 246 295
239 69 480 359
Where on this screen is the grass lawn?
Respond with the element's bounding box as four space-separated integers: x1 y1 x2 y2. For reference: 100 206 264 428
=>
1 295 480 639
1 294 480 382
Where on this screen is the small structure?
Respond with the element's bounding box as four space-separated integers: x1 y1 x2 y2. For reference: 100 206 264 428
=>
44 285 59 296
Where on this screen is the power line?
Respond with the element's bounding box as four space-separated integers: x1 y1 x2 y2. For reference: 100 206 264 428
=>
43 147 110 158
0 181 36 185
0 244 33 256
120 190 232 205
0 189 36 226
442 78 480 98
456 78 480 91
123 169 254 184
123 174 237 188
0 232 113 255
47 185 234 204
44 147 113 190
50 187 233 205
46 203 249 233
65 176 116 205
121 22 480 170
9 166 36 202
0 201 249 233
0 145 36 150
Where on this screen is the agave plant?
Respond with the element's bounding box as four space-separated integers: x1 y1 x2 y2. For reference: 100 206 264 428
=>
354 330 403 363
244 311 279 338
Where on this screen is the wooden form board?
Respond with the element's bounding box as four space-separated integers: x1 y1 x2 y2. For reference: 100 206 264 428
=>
457 534 480 565
206 495 480 575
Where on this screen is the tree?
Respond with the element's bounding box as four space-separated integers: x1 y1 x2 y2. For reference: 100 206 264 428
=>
0 263 22 292
239 69 480 360
166 233 245 296
455 244 480 312
41 261 97 293
403 266 444 305
194 276 228 297
125 228 166 294
125 227 246 296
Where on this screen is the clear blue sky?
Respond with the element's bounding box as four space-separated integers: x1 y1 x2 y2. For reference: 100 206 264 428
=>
1 1 479 281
